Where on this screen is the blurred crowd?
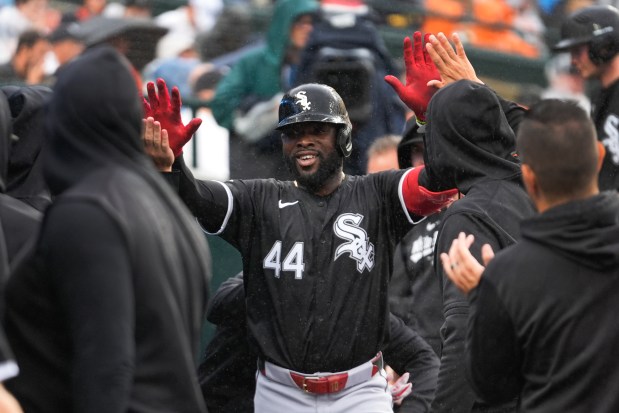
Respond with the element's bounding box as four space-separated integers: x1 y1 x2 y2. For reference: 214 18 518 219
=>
0 0 611 179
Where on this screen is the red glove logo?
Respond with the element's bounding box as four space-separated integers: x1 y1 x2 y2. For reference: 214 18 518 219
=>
143 78 202 158
384 32 440 122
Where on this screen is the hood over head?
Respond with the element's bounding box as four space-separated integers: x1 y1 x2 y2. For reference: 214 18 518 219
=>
521 192 619 270
2 85 53 211
43 45 145 195
265 0 318 64
424 80 521 192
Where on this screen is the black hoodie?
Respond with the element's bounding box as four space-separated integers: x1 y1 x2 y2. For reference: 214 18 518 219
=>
4 46 211 413
467 192 619 412
425 80 536 412
2 85 53 212
0 84 42 384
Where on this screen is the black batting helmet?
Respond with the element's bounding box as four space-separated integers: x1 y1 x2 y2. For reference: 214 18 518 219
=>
553 5 619 65
277 83 353 157
397 117 425 169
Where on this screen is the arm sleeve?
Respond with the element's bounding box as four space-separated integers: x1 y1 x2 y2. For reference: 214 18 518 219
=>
44 202 135 413
494 91 527 134
168 155 233 235
430 214 503 412
466 268 522 404
384 313 439 413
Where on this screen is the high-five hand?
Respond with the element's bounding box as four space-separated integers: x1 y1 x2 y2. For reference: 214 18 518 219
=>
142 78 202 158
426 32 483 89
385 31 440 121
142 117 174 172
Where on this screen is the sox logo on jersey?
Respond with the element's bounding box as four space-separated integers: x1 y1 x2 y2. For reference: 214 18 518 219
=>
333 213 375 273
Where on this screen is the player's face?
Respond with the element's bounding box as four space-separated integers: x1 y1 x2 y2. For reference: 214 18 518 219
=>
281 122 342 188
570 44 600 79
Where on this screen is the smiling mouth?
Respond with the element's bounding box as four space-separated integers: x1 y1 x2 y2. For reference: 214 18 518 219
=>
296 153 318 168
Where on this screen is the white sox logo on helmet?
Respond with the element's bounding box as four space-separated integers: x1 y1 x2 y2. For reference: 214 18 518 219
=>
333 213 375 273
295 91 311 111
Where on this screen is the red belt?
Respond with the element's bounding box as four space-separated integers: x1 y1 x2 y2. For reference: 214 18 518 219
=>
290 364 379 394
260 352 382 395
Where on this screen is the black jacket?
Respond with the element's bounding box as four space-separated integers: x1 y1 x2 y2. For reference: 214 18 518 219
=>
467 192 619 412
389 211 444 356
0 83 41 383
4 46 211 413
424 80 535 413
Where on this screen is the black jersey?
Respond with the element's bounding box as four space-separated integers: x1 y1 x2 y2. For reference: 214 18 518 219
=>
591 79 619 191
176 159 416 373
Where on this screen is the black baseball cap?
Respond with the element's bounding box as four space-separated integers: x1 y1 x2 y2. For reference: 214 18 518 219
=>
48 23 83 44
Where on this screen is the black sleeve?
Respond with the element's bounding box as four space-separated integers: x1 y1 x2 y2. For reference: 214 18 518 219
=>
206 272 245 326
431 213 505 412
44 202 135 413
384 313 439 413
493 90 527 134
170 155 231 234
466 269 522 404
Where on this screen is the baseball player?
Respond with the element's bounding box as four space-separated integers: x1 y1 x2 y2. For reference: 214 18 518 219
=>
552 5 619 191
142 80 456 413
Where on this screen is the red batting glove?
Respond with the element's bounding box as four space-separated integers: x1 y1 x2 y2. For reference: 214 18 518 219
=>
403 166 458 216
143 78 202 158
384 32 440 122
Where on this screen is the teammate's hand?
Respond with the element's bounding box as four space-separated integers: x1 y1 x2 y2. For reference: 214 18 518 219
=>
384 31 440 121
440 232 494 294
389 372 412 406
143 78 202 158
426 32 483 89
142 117 174 172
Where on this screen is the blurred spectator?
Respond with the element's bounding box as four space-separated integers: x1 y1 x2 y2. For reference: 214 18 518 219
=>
77 16 167 89
156 0 223 43
366 134 400 173
0 0 59 64
210 0 318 180
295 0 406 175
196 5 260 67
61 0 107 23
144 31 200 97
104 0 152 19
421 0 543 58
45 22 85 81
0 30 49 85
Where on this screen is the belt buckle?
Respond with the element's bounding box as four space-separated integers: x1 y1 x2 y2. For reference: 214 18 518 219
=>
302 376 321 393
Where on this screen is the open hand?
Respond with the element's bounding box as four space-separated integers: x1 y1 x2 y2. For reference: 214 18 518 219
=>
426 32 483 89
384 31 440 121
143 78 202 158
142 117 174 172
440 232 494 294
